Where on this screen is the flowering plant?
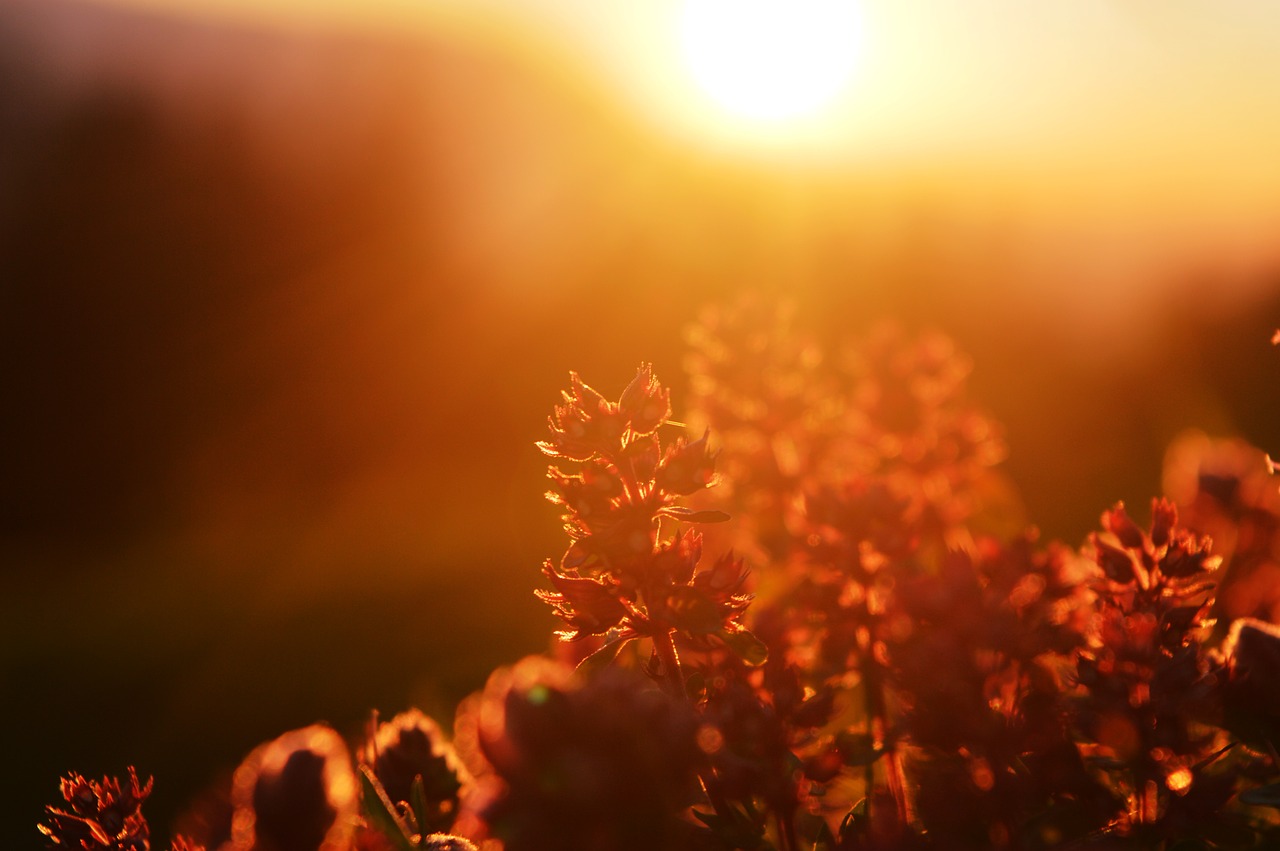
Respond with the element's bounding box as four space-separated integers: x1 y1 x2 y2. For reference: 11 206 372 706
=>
39 305 1280 851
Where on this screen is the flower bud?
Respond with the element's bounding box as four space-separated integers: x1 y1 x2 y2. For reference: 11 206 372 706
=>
1102 502 1145 550
230 725 356 851
535 563 629 639
656 430 718 496
1150 497 1177 548
361 709 465 834
466 657 702 851
1160 530 1215 578
39 768 152 851
1092 534 1137 584
1223 618 1280 750
618 363 671 436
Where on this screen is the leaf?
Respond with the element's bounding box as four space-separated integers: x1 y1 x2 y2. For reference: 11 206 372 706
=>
86 820 112 847
659 506 731 524
359 766 416 851
409 775 430 836
692 803 769 850
795 811 837 850
575 634 632 676
666 586 725 634
838 798 870 843
720 628 769 666
1240 782 1280 809
1094 535 1137 583
1191 742 1234 772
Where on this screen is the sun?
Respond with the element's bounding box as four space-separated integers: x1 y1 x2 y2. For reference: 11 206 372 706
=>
678 0 863 122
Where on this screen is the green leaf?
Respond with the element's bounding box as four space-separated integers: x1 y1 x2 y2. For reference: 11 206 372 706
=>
409 775 430 836
1241 782 1280 809
575 634 632 676
720 628 769 666
359 765 416 851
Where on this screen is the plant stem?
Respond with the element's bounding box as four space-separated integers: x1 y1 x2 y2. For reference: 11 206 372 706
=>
862 634 910 830
652 627 688 701
652 626 738 824
777 808 799 851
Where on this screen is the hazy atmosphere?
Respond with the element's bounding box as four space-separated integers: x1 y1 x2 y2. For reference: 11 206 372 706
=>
4 1 1280 847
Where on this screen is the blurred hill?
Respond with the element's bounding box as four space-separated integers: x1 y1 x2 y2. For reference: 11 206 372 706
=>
3 0 1280 842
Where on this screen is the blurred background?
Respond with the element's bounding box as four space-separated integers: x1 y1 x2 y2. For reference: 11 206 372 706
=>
3 0 1280 841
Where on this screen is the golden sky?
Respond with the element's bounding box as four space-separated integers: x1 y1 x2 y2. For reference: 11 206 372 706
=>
72 0 1280 317
94 0 1280 176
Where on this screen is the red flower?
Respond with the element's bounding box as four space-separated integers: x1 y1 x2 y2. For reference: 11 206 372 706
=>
536 562 631 640
39 768 153 851
228 725 357 851
460 657 703 851
534 365 764 674
360 709 466 835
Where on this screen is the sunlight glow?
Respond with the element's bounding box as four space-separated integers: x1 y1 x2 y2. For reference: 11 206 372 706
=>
679 0 862 121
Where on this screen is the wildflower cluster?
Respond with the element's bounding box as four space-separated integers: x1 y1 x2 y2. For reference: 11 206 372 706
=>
679 301 1280 850
1072 501 1243 845
41 714 474 851
39 767 165 851
685 303 1004 565
39 302 1280 851
535 364 759 686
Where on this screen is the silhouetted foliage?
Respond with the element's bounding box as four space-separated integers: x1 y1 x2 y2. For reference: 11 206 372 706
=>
40 305 1280 850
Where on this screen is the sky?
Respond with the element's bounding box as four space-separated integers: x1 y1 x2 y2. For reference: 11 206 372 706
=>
89 0 1280 172
75 0 1280 311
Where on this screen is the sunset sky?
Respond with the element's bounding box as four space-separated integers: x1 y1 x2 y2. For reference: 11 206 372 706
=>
74 0 1280 303
93 0 1280 175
